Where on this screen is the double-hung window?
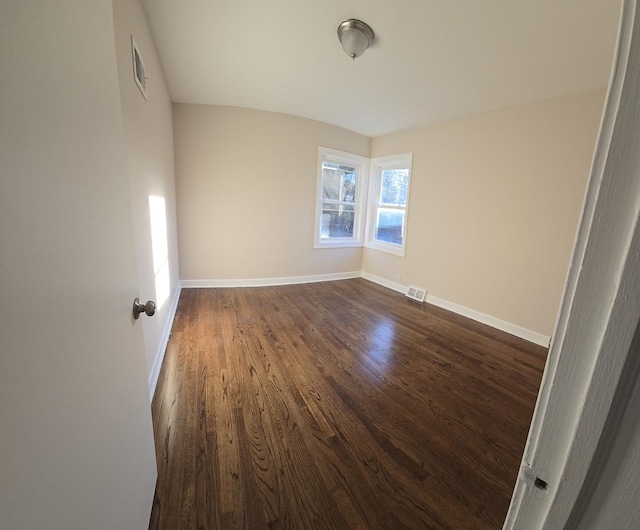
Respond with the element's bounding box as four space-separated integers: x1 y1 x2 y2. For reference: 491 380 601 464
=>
365 153 413 257
314 147 369 248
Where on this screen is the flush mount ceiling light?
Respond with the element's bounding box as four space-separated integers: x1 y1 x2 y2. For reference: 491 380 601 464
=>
337 19 374 60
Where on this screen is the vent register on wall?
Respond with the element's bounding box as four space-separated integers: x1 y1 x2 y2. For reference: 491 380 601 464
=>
131 35 147 100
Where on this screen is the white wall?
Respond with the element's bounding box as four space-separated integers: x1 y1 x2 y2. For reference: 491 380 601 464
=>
366 90 605 337
112 0 181 396
173 104 371 281
0 1 157 528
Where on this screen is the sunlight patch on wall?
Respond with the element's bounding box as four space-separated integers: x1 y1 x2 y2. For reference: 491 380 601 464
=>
149 195 170 309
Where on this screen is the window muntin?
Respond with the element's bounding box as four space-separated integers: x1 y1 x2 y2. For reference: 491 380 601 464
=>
366 154 412 256
315 148 368 248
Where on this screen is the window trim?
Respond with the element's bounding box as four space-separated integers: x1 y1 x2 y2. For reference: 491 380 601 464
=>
314 147 369 249
365 153 413 257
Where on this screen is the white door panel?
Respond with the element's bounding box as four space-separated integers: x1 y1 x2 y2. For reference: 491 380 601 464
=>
0 2 156 529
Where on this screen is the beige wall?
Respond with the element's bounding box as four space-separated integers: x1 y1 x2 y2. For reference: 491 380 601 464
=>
113 0 180 392
174 104 371 280
365 89 606 336
175 92 603 337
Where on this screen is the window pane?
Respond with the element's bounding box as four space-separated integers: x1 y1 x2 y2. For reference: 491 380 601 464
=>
375 208 404 245
322 162 357 202
380 169 408 206
321 203 355 238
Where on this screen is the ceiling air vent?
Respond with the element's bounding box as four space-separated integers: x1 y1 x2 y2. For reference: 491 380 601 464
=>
406 285 427 302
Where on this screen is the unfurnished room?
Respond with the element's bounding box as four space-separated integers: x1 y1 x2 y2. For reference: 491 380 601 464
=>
3 1 640 529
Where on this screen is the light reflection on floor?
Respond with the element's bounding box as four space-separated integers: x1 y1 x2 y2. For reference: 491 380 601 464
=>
367 318 396 366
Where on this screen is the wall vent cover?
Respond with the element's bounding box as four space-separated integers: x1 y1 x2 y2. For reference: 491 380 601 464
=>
131 35 147 100
406 285 427 302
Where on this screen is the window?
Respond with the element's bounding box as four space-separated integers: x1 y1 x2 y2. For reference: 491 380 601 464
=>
365 153 413 256
315 147 369 248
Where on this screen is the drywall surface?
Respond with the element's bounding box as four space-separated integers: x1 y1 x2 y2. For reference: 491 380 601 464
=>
173 104 370 280
365 89 605 336
113 0 181 394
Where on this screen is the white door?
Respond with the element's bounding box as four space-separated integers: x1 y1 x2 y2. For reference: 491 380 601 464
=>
0 2 157 529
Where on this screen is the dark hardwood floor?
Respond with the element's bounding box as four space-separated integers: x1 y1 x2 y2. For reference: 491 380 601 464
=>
148 278 546 529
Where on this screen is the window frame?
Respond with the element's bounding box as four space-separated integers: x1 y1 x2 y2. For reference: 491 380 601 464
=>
365 153 413 257
314 147 369 249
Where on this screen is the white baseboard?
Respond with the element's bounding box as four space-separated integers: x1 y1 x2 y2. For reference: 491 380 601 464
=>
360 271 406 294
180 271 361 288
426 294 551 347
361 272 551 347
173 271 549 364
147 282 182 403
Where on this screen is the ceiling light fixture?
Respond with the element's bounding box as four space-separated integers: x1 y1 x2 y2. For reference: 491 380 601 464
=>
337 19 374 60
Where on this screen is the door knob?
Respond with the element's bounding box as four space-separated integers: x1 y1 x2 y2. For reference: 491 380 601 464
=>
133 298 156 319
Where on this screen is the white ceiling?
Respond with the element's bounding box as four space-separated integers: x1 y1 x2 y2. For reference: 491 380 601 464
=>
141 0 621 137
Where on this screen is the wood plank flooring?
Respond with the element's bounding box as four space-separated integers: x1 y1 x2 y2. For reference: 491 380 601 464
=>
148 279 546 529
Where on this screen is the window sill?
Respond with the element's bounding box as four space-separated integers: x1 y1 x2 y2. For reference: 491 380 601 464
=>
314 239 363 249
364 240 405 257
